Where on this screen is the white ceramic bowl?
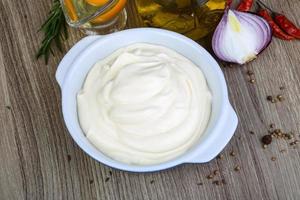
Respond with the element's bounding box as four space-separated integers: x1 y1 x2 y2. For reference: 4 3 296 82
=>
56 28 238 172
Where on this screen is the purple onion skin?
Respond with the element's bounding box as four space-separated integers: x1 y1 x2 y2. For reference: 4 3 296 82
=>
212 9 272 65
212 9 229 63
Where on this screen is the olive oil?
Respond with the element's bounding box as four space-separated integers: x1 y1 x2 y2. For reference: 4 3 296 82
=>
135 0 226 41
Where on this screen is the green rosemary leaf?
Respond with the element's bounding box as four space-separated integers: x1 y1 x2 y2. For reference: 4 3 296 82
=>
55 33 63 52
62 19 68 39
36 0 68 64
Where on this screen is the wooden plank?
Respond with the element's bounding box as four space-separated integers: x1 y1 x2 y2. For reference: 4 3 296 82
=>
0 0 300 199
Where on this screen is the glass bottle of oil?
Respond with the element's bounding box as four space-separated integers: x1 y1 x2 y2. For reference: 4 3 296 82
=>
135 0 226 41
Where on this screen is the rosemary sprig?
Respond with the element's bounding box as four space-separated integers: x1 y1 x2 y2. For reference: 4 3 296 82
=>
36 0 68 64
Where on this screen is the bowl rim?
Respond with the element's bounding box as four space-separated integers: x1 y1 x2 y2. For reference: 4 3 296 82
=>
59 28 233 172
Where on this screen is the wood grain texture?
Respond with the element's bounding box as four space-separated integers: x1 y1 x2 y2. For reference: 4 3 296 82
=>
1 0 300 199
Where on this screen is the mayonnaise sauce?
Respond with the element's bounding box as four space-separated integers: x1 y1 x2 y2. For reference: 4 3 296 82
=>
77 43 212 165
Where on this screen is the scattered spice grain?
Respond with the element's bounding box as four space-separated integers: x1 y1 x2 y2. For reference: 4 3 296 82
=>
230 150 236 157
271 157 276 161
89 179 94 184
279 86 285 90
207 174 214 179
285 133 293 140
249 79 255 84
261 135 272 145
105 177 110 182
249 131 255 135
213 170 219 175
277 95 284 101
267 94 285 103
267 96 273 101
150 180 155 184
271 98 277 103
274 129 281 134
197 182 203 186
290 140 299 146
234 166 241 171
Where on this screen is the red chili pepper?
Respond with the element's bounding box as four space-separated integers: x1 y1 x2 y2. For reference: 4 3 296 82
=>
237 0 253 12
256 0 300 39
258 9 295 40
226 0 232 7
274 14 300 39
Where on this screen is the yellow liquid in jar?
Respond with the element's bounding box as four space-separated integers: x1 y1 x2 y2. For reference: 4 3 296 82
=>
135 0 226 41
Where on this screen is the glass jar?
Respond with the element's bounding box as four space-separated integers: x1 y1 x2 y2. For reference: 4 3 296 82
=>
135 0 226 41
61 0 127 34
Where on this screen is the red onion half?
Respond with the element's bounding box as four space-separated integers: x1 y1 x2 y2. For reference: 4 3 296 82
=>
212 9 272 64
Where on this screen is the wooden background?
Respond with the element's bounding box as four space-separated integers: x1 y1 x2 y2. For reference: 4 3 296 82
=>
1 0 300 199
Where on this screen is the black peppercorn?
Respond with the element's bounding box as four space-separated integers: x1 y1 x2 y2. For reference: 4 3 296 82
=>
267 96 273 101
261 135 272 145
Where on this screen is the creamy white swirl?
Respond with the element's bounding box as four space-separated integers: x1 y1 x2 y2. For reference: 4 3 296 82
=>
77 43 212 165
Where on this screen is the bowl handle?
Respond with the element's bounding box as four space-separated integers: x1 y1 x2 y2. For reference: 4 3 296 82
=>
186 103 238 163
55 35 102 88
